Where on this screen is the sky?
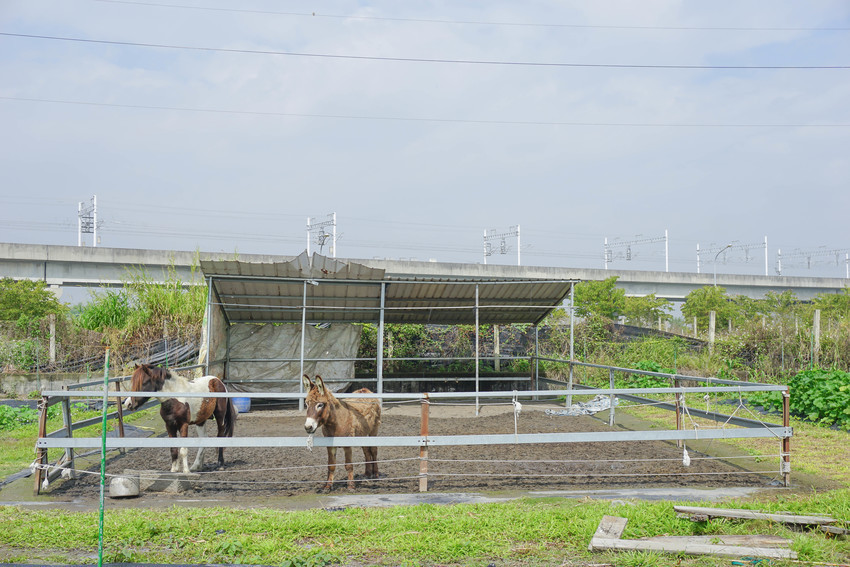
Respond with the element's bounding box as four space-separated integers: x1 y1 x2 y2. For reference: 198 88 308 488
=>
1 0 849 279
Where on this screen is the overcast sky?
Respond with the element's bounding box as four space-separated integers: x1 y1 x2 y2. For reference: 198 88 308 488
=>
1 0 849 278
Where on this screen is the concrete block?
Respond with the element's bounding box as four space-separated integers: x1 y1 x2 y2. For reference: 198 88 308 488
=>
123 469 200 493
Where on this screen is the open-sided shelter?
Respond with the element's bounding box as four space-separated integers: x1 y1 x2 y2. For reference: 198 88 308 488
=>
199 251 576 397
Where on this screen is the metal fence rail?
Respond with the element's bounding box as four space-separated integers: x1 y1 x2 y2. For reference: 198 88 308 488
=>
33 358 792 494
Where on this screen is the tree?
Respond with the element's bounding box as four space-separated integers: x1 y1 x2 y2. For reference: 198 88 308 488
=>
573 277 625 320
681 286 739 331
623 294 672 327
811 288 850 320
0 278 66 326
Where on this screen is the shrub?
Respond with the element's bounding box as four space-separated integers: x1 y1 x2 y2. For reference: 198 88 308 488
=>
749 368 850 430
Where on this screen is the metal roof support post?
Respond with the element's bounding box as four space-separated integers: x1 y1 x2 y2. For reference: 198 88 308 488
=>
377 282 386 398
299 280 307 411
534 325 539 399
567 282 575 408
204 277 213 376
475 284 479 416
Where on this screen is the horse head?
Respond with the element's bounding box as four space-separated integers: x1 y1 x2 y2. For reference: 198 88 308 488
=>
303 374 332 434
123 363 166 410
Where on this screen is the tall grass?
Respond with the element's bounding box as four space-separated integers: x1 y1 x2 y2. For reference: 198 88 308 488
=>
74 262 206 343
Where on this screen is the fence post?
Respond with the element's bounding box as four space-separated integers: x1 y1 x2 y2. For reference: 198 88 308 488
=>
782 388 791 488
60 391 76 479
708 311 716 354
813 309 821 368
674 377 682 448
419 393 429 493
114 378 126 454
33 396 49 495
608 368 615 427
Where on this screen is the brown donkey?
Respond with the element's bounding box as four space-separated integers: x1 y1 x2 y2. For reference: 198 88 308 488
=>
302 375 381 491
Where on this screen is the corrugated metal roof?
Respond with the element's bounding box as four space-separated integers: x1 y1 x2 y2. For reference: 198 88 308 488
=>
201 252 574 326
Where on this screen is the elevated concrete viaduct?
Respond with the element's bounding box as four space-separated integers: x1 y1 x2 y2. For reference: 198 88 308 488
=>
1 242 846 302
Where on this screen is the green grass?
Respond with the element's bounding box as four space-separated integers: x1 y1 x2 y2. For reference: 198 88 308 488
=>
0 492 848 565
620 401 850 488
0 403 151 479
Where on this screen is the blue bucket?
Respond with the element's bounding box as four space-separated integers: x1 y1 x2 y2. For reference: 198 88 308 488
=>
233 397 251 413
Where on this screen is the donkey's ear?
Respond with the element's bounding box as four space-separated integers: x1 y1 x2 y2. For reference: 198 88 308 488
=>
301 374 313 390
315 375 326 395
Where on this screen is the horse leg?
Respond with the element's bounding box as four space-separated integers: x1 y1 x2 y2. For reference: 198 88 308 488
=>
343 447 355 491
323 447 336 491
189 423 205 472
177 423 190 474
214 400 232 469
164 422 182 473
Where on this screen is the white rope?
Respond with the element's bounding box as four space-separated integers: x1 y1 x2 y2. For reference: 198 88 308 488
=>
425 454 766 465
426 470 769 479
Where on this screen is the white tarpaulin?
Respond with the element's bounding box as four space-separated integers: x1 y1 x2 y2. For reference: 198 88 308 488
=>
545 394 619 416
224 323 362 393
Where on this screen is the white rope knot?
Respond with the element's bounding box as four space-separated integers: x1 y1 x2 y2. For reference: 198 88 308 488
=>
306 434 314 452
682 446 691 467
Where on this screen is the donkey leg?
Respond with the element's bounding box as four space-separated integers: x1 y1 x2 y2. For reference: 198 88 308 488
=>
323 447 336 491
343 447 355 491
189 424 205 472
360 447 374 479
368 446 379 479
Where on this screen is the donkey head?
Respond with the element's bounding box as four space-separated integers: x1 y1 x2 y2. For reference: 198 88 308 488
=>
123 363 165 410
303 375 331 434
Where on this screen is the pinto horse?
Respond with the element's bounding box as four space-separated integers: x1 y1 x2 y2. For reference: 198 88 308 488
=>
123 363 237 474
302 375 381 491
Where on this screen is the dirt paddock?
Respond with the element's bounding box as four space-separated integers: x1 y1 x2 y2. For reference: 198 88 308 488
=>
48 402 776 503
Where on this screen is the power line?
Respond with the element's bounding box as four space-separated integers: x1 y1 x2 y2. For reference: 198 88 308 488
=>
4 96 849 128
2 32 849 69
93 1 850 32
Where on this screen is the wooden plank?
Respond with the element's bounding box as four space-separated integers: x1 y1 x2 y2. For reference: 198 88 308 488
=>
588 515 628 552
590 537 797 560
673 505 836 526
819 525 850 536
638 535 791 548
596 516 629 540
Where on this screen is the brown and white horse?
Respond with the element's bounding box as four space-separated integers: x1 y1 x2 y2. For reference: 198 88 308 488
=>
302 375 381 491
123 363 237 473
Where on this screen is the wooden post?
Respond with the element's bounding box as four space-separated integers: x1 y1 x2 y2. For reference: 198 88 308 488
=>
708 311 716 354
674 378 682 448
782 388 791 488
114 379 126 454
813 309 821 367
49 313 56 364
493 325 500 372
60 393 76 479
33 396 49 495
419 393 429 492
